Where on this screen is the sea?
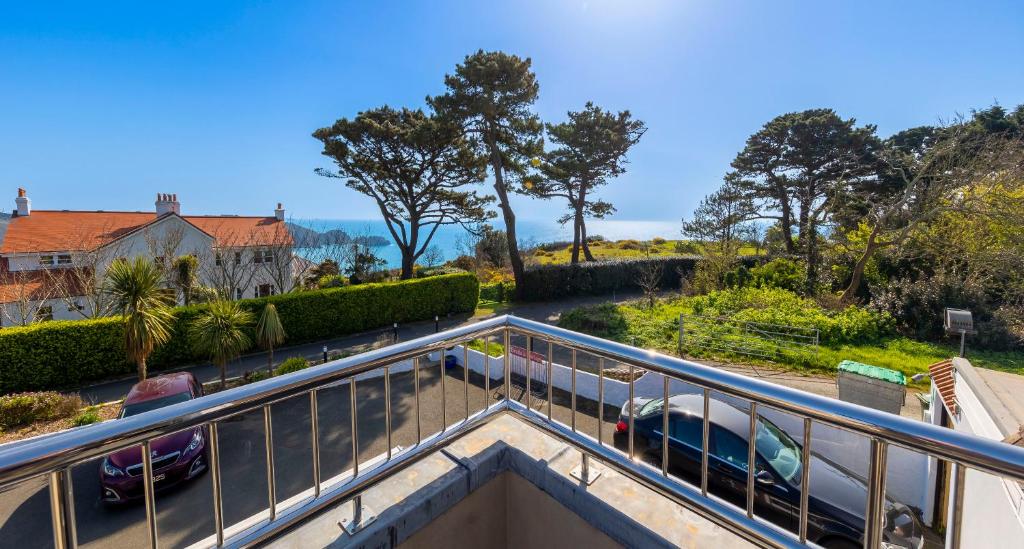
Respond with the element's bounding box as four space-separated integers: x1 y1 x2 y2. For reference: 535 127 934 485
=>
293 218 679 269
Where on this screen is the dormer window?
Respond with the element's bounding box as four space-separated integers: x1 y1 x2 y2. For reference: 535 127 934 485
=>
57 254 72 265
39 255 54 266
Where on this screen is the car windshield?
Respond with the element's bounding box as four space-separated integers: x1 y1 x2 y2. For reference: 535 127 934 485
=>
120 392 192 418
638 398 664 417
756 417 802 483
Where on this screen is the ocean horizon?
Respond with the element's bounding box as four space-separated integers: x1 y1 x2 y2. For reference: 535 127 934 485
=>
293 218 679 269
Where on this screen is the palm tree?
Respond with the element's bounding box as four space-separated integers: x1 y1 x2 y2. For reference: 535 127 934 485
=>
104 257 176 381
256 303 286 376
191 300 254 388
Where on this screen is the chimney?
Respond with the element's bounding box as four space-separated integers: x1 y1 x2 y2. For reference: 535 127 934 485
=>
274 202 285 221
155 193 180 216
15 188 30 217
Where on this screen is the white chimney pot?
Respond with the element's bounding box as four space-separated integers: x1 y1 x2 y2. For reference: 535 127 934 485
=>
15 187 30 216
274 202 285 221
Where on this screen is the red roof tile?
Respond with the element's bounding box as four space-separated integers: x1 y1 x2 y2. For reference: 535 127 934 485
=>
0 211 291 254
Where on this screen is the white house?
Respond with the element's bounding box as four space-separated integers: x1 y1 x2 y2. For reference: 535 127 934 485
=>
926 357 1024 546
0 189 295 326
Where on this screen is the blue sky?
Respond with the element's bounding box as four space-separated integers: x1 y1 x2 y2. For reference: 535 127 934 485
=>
1 1 1022 225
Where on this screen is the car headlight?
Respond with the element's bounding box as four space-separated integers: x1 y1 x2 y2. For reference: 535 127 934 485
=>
102 458 124 477
185 429 203 454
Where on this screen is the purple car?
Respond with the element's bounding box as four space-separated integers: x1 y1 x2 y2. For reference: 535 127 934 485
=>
100 372 208 503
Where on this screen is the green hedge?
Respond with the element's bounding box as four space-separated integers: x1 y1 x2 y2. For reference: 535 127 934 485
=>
518 257 759 301
0 273 479 394
479 280 515 302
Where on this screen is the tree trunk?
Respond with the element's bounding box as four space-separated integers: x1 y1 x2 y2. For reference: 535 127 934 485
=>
220 361 227 389
840 226 881 302
570 217 581 264
137 357 148 382
804 217 818 294
490 159 525 294
267 346 274 376
400 249 415 280
579 214 596 262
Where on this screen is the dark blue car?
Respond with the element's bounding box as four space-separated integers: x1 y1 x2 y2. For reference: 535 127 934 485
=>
613 394 924 549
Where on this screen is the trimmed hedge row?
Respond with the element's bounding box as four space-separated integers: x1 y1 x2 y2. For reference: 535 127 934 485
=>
0 273 479 394
518 257 758 301
479 280 515 302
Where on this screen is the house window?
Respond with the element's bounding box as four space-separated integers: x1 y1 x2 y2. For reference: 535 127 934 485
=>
234 251 242 265
235 288 243 300
254 249 274 264
35 306 54 322
67 301 85 312
57 254 72 265
39 255 55 266
215 253 223 267
256 284 275 298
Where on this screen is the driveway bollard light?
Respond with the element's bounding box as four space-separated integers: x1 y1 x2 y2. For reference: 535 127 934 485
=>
393 322 398 342
322 346 328 363
434 316 439 333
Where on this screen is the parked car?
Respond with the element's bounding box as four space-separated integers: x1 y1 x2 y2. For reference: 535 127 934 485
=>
99 372 208 503
613 394 924 549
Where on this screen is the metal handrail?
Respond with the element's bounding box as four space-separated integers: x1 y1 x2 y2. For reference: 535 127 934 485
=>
1 314 1023 549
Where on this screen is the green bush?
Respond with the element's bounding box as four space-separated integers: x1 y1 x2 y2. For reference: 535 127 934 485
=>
618 239 642 250
274 357 310 376
480 280 515 302
519 257 758 301
651 237 667 245
690 287 894 345
724 259 806 293
317 274 348 289
674 240 701 254
0 392 84 429
71 407 101 427
0 273 479 394
557 303 629 340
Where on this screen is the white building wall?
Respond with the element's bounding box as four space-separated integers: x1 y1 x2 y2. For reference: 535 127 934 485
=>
951 370 1024 548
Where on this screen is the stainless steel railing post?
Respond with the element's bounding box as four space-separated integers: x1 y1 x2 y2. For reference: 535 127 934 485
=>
209 422 225 546
864 438 888 549
949 462 967 549
414 356 421 444
463 344 470 421
597 357 604 446
310 390 321 498
48 467 77 549
628 364 635 460
484 337 490 410
746 402 757 518
547 341 553 422
571 349 577 432
662 375 670 477
440 347 447 431
384 366 392 460
350 378 359 477
503 328 511 402
701 388 710 497
263 405 277 522
526 335 533 411
798 418 811 543
141 440 159 548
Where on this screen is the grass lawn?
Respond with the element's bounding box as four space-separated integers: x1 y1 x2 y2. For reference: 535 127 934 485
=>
532 238 762 265
558 294 1023 389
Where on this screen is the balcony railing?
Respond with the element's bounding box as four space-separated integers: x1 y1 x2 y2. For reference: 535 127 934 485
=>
1 315 1023 548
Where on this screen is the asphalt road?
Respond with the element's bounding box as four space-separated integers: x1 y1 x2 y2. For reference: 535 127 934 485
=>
0 365 618 549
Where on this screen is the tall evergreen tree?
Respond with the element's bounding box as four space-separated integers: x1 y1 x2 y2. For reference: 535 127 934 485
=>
429 50 543 293
314 106 493 279
529 102 646 263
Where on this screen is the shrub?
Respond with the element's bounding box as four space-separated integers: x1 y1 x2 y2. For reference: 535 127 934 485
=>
750 259 806 293
480 280 515 302
447 255 477 272
0 392 84 429
557 303 628 340
618 239 642 250
71 407 101 427
317 274 347 288
674 241 701 254
519 257 758 302
0 273 479 393
586 234 606 242
691 287 894 345
652 237 667 245
274 357 309 376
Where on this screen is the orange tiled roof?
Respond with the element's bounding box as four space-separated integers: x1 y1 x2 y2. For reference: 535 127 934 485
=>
0 211 291 254
929 359 958 416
